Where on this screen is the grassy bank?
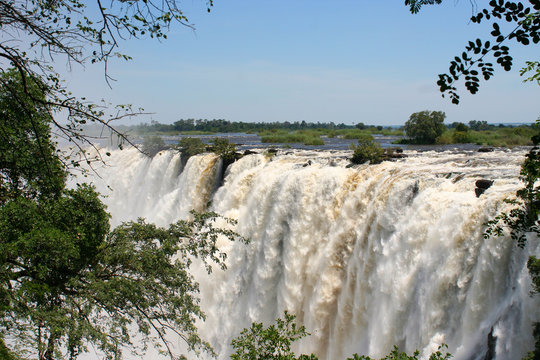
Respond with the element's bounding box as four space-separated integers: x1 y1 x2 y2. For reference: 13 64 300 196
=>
436 127 535 147
259 129 325 145
258 128 402 145
396 126 536 147
326 128 403 139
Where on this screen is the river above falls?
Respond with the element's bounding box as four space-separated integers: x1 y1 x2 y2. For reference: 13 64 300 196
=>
132 132 518 152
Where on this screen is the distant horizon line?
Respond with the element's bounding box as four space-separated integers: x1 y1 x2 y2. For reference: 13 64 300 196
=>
105 120 536 128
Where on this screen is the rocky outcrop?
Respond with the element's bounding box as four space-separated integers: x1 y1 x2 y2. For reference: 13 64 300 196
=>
475 179 494 197
384 147 407 160
478 147 494 152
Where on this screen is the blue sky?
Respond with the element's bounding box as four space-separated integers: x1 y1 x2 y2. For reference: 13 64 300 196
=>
63 1 540 126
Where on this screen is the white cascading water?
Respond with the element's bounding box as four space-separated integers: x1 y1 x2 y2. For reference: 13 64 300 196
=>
78 147 540 360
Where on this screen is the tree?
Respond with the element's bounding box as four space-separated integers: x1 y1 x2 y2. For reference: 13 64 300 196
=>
0 3 250 358
0 0 212 163
0 70 243 360
356 122 367 130
404 110 446 144
406 0 540 104
468 120 491 131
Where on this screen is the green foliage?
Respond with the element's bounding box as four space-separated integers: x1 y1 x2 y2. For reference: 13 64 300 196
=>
231 311 315 360
404 111 446 144
484 143 540 247
451 131 471 144
211 138 238 163
484 123 540 358
468 120 491 131
0 69 244 359
260 131 325 146
2 196 241 358
521 61 540 85
523 322 540 360
142 135 168 157
1 184 109 358
346 344 451 360
176 137 207 160
0 339 18 360
231 312 452 360
435 126 535 147
454 122 469 132
180 130 216 135
350 138 385 165
405 0 442 14
528 256 540 293
348 128 404 137
0 70 65 204
135 119 404 138
408 1 540 104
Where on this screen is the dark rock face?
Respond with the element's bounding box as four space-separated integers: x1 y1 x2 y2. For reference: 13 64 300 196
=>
476 179 494 189
475 188 486 197
483 328 497 360
405 180 420 204
478 147 494 152
384 147 407 160
475 179 494 197
243 150 258 155
387 153 407 159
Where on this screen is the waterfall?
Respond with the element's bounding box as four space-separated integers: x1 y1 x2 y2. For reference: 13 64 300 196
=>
78 147 540 360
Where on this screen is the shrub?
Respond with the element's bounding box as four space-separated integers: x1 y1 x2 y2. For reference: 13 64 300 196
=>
343 131 374 141
211 138 237 163
434 131 452 145
303 137 325 145
452 131 471 143
176 137 206 160
260 132 324 145
350 139 385 165
230 311 453 360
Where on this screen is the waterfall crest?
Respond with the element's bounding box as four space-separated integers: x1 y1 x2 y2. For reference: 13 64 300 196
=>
79 147 540 360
